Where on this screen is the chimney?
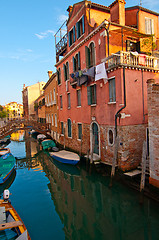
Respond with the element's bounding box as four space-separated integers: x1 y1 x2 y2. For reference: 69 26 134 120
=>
67 5 73 17
23 84 25 89
48 71 53 79
109 0 126 26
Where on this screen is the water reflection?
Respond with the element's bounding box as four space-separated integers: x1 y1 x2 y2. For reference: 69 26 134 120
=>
36 151 159 240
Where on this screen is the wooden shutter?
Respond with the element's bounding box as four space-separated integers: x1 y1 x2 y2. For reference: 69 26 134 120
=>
73 56 76 72
87 86 91 105
73 26 76 42
93 85 97 104
85 46 90 68
57 69 60 85
63 64 67 81
76 22 79 39
82 15 85 34
68 31 71 47
66 62 69 80
78 52 81 70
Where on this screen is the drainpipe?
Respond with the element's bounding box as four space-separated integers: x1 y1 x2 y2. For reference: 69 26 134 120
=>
115 66 126 137
141 69 145 122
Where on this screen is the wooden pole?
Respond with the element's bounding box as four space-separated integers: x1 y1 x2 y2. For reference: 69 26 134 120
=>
90 135 95 164
140 141 147 192
64 128 65 149
110 136 119 187
80 134 83 157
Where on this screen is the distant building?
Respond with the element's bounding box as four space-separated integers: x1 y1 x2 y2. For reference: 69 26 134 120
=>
22 82 45 120
54 0 159 171
34 93 46 123
5 102 23 120
43 71 59 140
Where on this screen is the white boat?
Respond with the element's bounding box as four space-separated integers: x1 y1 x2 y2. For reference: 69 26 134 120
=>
49 150 80 165
0 148 10 157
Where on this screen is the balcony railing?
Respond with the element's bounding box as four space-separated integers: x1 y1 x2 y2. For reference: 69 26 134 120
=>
106 51 159 70
56 33 67 56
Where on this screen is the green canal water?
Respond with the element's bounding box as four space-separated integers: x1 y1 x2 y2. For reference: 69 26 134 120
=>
1 130 159 240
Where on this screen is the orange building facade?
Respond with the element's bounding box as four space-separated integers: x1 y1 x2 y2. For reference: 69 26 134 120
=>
55 0 159 171
43 72 59 141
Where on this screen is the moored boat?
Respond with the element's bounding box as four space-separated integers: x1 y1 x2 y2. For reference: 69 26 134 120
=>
0 190 31 239
0 153 16 185
0 148 10 157
49 150 80 165
41 139 56 150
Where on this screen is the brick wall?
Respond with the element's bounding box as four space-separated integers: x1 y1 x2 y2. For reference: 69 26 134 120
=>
147 79 159 188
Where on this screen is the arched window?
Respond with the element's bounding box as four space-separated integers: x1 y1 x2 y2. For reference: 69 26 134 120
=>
85 42 95 68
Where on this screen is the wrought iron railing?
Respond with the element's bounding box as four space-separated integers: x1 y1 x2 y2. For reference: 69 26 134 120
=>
56 33 67 56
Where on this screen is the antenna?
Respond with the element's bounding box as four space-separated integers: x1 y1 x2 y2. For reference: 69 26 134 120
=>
140 0 142 6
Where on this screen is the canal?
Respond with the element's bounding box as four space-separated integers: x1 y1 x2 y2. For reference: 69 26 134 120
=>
1 130 159 240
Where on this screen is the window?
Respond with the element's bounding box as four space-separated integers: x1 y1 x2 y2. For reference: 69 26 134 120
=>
109 78 116 102
145 17 154 35
52 114 54 126
67 119 72 137
76 15 85 39
63 62 69 81
57 68 61 85
53 88 56 103
87 84 96 105
55 114 57 127
78 123 82 140
68 26 76 46
50 91 53 104
67 93 71 109
108 129 114 145
73 52 81 71
60 95 63 109
61 122 64 135
85 42 95 68
77 89 81 107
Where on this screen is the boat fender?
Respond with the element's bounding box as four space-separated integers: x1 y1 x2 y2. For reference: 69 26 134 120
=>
3 189 10 201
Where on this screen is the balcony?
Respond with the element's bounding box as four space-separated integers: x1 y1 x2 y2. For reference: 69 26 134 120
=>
106 51 159 71
54 20 67 62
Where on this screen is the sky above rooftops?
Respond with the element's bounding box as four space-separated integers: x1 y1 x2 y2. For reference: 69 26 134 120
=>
0 0 158 106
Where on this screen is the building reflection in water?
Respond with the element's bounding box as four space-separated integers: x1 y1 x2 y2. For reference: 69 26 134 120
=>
34 151 159 240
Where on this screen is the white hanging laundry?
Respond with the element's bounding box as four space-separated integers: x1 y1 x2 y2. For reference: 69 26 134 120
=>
95 62 108 83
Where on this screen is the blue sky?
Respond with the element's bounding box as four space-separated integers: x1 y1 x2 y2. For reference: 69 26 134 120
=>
0 0 158 106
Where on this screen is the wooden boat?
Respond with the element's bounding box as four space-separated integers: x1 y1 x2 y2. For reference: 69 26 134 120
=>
49 150 80 165
0 153 16 185
0 190 31 239
37 134 46 142
41 139 56 150
0 148 10 157
0 136 10 145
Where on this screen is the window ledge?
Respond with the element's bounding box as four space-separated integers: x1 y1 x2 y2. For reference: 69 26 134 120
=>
68 107 71 110
108 102 116 105
77 34 84 41
77 138 81 141
68 136 72 139
77 106 81 108
91 104 96 107
61 134 64 136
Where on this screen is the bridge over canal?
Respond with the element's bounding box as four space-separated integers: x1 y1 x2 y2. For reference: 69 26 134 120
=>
0 119 50 139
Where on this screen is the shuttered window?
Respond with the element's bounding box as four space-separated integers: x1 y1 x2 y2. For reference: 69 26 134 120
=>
77 89 81 106
109 78 116 102
67 119 72 137
60 95 63 109
57 68 61 85
61 122 64 135
73 52 81 72
87 85 96 105
145 17 154 35
76 15 85 39
68 26 76 46
78 123 82 140
67 93 71 109
85 42 95 68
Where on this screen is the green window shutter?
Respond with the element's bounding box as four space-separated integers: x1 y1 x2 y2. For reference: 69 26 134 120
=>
87 86 91 105
68 31 71 47
94 84 97 104
78 52 81 70
82 15 85 34
78 124 82 139
57 70 60 85
76 22 79 39
63 64 67 81
68 119 72 137
85 46 90 68
73 26 76 42
73 56 76 72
